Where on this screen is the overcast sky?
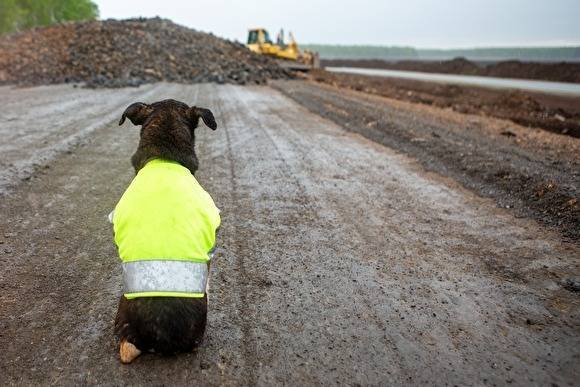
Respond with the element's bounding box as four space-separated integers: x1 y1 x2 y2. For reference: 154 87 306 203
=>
95 0 580 48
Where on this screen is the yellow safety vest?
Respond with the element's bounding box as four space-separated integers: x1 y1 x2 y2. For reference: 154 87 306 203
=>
113 159 220 299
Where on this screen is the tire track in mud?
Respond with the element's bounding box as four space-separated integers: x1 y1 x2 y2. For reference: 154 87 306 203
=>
201 84 261 384
227 85 321 383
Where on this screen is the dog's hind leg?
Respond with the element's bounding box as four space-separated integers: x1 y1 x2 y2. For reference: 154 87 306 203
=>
116 296 144 363
120 339 141 364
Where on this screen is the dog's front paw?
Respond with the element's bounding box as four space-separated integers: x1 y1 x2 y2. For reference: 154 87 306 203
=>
119 339 141 364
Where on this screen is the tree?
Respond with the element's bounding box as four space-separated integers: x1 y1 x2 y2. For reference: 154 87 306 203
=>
0 0 99 35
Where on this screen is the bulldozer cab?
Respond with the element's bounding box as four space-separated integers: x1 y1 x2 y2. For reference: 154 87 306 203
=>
247 28 272 45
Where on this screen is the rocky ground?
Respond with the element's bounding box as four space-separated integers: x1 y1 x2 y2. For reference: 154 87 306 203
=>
322 58 580 84
0 83 578 385
0 18 292 88
309 69 580 138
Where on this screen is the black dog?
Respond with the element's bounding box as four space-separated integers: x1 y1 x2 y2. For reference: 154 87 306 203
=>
113 99 219 363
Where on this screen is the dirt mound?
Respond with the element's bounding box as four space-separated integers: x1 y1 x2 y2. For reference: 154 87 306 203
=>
0 18 292 88
392 57 481 75
486 60 580 83
322 58 580 84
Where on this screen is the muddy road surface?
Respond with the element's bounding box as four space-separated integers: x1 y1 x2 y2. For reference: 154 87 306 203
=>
0 83 578 385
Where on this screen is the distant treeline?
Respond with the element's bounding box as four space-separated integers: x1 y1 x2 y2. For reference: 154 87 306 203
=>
0 0 99 35
302 44 580 62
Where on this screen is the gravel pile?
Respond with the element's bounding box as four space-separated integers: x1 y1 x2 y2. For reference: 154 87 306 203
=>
0 17 292 87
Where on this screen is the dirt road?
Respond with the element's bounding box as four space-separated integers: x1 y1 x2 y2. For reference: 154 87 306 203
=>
0 83 578 385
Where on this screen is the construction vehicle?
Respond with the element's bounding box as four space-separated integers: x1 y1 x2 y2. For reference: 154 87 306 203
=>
246 28 319 70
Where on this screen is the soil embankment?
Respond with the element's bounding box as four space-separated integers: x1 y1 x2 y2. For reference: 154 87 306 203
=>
322 57 580 84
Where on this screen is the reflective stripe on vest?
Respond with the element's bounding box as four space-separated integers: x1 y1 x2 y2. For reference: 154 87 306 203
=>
123 260 208 299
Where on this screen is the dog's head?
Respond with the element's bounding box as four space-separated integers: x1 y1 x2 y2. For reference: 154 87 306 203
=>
119 99 217 175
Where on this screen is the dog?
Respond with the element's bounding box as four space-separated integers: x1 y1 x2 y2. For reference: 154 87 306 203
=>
112 99 219 363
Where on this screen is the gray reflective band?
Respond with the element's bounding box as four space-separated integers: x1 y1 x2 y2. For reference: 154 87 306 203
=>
123 260 208 294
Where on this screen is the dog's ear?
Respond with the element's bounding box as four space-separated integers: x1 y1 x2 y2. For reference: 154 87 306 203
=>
189 106 217 130
119 102 153 126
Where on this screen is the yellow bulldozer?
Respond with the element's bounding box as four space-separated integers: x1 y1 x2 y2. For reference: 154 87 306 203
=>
246 28 319 70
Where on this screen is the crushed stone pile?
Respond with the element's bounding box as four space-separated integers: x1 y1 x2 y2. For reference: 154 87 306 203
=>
0 17 292 88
